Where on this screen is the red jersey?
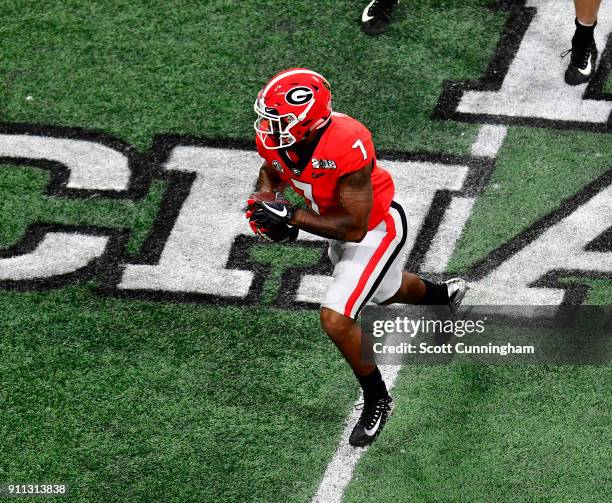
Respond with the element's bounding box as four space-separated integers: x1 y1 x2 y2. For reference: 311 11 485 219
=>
255 112 395 230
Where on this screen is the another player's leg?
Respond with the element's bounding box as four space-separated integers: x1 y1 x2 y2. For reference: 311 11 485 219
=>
361 0 400 36
320 308 393 447
381 272 467 314
564 0 602 85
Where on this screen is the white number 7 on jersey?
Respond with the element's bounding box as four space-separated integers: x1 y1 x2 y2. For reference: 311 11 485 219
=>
352 139 367 160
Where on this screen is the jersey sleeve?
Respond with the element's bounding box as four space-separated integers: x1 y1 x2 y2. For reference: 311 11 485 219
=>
335 128 375 177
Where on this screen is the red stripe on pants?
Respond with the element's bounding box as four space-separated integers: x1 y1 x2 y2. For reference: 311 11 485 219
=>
343 213 397 317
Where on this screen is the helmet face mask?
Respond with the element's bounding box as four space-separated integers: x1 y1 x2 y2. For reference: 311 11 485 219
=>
254 68 332 150
253 100 299 149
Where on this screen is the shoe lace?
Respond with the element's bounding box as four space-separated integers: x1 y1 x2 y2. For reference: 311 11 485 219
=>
560 44 593 69
368 0 397 20
355 398 388 428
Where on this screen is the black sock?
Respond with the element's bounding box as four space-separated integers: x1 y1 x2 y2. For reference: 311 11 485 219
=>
420 279 449 305
574 18 596 46
356 367 388 402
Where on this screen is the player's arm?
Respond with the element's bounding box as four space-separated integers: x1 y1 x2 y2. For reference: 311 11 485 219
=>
291 162 373 242
257 161 287 193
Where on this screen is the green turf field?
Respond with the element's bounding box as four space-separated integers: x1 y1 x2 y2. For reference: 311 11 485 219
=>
1 1 611 502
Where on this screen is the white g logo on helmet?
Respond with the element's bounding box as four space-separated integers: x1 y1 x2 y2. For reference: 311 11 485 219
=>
285 87 314 105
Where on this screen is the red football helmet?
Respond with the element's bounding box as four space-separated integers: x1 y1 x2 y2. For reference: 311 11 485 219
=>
254 68 332 149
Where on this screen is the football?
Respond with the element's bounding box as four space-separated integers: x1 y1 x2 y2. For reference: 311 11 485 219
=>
266 224 299 243
247 191 298 242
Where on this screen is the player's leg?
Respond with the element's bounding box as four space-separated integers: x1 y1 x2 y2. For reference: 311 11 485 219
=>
320 307 375 376
575 0 602 25
564 0 602 85
319 210 406 446
380 271 426 304
381 271 466 313
319 307 393 447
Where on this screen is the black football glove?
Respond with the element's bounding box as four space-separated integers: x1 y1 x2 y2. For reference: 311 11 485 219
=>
251 198 296 228
246 219 299 243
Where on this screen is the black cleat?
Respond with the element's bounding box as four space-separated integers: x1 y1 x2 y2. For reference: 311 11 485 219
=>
562 40 598 85
445 277 466 315
361 0 400 36
349 395 393 447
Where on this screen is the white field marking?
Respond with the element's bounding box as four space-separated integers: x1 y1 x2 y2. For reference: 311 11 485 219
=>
458 0 612 124
422 196 477 273
0 133 131 282
470 124 507 158
0 233 109 281
424 124 507 273
119 146 257 297
312 124 507 503
467 180 612 304
0 134 130 190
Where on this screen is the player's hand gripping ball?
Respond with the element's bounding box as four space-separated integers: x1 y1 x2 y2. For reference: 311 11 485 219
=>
246 191 299 243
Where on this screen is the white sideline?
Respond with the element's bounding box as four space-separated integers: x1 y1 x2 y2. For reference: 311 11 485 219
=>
311 124 507 503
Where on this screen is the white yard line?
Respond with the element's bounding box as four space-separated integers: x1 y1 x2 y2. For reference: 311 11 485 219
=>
311 124 508 503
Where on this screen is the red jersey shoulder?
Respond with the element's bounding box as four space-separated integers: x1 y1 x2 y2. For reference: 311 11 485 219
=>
318 113 375 177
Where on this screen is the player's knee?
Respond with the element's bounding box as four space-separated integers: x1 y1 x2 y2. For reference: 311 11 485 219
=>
320 308 351 340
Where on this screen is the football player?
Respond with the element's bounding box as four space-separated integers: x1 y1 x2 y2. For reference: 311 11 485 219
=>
247 68 466 447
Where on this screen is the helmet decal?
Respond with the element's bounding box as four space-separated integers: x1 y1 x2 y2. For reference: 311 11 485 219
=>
285 87 314 106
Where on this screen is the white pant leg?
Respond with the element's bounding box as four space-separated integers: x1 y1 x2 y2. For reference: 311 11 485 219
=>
322 201 409 319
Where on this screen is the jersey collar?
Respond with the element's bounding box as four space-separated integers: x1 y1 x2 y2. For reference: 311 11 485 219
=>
279 119 331 177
